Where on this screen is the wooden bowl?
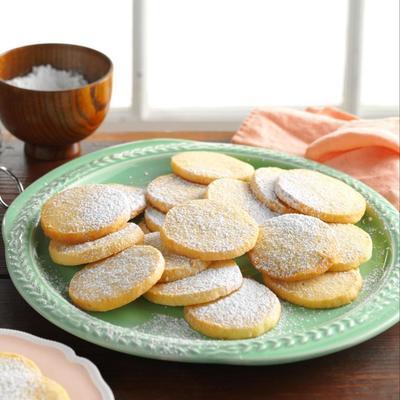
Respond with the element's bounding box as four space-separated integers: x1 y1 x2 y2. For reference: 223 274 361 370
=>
0 43 112 160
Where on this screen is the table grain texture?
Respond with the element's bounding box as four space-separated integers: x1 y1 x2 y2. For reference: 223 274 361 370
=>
0 132 399 400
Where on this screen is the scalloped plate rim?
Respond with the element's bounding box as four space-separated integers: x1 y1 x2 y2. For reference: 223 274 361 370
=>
0 328 114 398
2 139 399 365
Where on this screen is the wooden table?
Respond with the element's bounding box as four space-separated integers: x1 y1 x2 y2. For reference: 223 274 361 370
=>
1 132 399 400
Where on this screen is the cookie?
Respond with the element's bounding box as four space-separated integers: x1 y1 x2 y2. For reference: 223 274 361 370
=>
108 184 146 218
262 269 363 308
138 220 151 234
161 199 259 260
171 151 254 184
146 174 207 213
248 214 337 281
250 167 296 214
329 224 373 271
49 223 144 266
144 206 166 232
144 260 242 306
184 278 281 339
275 169 367 223
144 232 209 282
0 352 44 400
69 245 164 311
206 178 278 224
43 377 70 400
41 184 131 244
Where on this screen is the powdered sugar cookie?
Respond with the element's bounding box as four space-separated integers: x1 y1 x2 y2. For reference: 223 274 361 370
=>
0 352 44 400
41 184 131 244
249 214 337 281
250 167 296 214
184 278 281 339
171 151 254 184
207 178 278 224
146 174 206 213
161 199 259 260
144 206 166 232
49 223 144 266
138 220 151 234
275 169 367 223
69 245 164 311
43 377 70 399
108 184 146 218
329 224 373 272
144 260 242 306
144 232 209 282
262 269 363 308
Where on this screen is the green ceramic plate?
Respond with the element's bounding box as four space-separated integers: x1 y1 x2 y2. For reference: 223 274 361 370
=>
2 139 399 365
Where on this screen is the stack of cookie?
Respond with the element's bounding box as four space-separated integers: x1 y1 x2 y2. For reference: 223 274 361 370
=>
0 352 69 399
40 150 372 340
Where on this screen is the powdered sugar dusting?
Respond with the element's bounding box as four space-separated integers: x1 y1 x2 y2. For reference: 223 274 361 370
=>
250 167 295 213
249 214 336 279
330 224 373 268
207 178 278 224
163 199 258 253
144 232 208 281
108 184 146 218
187 278 280 328
42 184 131 233
134 314 204 339
275 169 366 218
149 261 242 296
144 207 166 231
52 223 142 255
146 174 206 212
69 246 163 303
0 356 43 399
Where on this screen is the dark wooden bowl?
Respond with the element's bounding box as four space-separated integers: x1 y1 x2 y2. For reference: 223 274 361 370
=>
0 43 112 160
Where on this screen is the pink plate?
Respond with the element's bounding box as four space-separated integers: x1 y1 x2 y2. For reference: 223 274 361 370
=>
0 329 114 399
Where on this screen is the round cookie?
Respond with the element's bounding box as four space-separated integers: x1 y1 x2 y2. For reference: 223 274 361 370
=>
171 151 254 184
138 220 151 234
144 206 166 232
144 260 242 306
43 377 70 400
69 245 164 311
184 278 281 339
250 167 296 214
0 352 44 400
275 169 367 223
144 232 209 282
108 184 146 218
49 223 144 266
262 269 363 308
329 224 373 272
207 178 278 224
248 214 337 281
146 174 207 213
161 199 259 261
41 184 131 244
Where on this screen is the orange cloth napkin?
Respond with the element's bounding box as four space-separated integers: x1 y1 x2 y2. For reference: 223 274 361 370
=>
232 107 400 209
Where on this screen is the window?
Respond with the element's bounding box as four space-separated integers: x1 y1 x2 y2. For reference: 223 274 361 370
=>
1 0 398 131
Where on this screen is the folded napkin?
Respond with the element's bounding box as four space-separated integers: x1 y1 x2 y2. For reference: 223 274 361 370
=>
232 107 400 210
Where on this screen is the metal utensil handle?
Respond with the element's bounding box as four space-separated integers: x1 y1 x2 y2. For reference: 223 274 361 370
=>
0 166 24 208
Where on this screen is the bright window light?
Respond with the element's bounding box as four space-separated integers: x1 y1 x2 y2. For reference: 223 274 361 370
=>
145 0 348 110
0 0 132 108
361 0 399 108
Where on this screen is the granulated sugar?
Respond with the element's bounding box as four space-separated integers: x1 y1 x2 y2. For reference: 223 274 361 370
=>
6 64 88 91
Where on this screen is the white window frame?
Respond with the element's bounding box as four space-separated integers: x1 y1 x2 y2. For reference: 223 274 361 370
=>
102 0 398 132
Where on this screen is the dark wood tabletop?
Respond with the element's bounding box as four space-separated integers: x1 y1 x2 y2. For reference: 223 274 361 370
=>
0 132 399 400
